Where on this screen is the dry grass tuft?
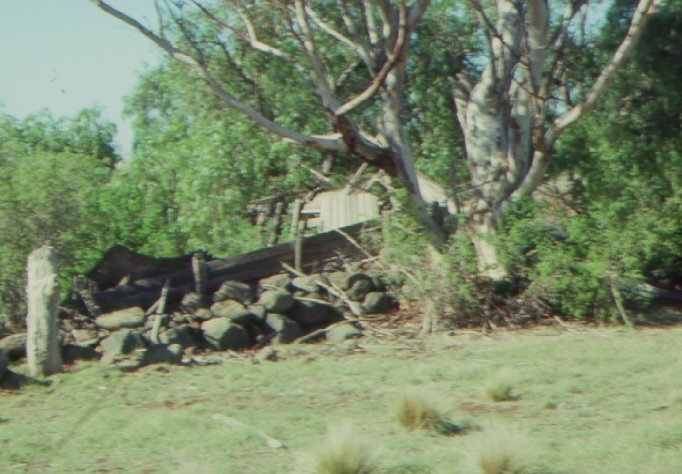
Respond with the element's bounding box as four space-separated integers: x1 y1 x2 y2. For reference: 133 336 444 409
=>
485 378 518 402
314 424 377 474
396 391 462 435
466 426 535 474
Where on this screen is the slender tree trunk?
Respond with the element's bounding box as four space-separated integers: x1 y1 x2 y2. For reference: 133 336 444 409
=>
26 246 63 377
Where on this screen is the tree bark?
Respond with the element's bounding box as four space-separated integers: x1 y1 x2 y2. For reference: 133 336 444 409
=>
26 246 63 377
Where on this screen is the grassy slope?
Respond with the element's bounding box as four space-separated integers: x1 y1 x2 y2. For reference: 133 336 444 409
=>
2 326 682 473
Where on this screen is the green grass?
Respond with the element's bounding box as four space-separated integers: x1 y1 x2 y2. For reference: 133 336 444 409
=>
2 326 682 473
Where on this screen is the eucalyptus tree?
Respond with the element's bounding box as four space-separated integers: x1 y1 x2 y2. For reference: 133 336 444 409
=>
92 0 659 279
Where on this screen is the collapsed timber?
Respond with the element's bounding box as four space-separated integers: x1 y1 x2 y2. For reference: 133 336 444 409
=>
3 222 407 371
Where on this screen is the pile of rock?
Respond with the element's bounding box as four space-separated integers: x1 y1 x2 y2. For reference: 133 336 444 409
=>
1 266 399 369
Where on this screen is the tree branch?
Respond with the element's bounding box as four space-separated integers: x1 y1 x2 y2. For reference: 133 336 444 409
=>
92 0 347 152
545 0 659 148
294 0 339 110
334 1 408 117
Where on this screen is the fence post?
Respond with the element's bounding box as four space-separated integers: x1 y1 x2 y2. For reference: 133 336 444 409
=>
26 246 63 377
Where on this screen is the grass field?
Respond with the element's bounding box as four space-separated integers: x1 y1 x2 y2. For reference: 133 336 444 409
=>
2 325 682 473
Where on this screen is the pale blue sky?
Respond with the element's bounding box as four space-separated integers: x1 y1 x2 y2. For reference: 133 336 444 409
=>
0 1 163 157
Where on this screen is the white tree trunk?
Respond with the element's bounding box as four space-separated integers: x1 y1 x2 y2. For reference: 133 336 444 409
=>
26 246 63 377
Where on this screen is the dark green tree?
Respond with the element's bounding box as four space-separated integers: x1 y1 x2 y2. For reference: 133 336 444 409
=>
0 109 118 328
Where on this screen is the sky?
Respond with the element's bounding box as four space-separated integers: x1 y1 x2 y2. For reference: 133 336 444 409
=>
0 1 164 158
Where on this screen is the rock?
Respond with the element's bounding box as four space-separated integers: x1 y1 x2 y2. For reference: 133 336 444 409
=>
0 369 24 390
72 329 101 346
347 278 375 302
258 289 295 314
342 272 373 291
192 308 213 321
159 325 199 348
371 274 388 291
213 280 254 305
0 333 27 361
181 292 204 312
289 300 344 330
291 275 326 294
0 348 7 379
264 314 304 344
210 299 253 326
62 344 101 363
96 307 146 330
201 318 252 351
323 271 346 289
248 304 267 322
259 273 292 291
326 323 363 344
362 292 394 314
141 343 184 365
100 329 147 361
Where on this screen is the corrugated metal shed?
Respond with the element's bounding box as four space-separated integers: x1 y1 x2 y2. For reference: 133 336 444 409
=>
302 190 379 231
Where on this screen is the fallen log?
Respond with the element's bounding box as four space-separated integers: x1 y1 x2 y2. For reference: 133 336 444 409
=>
84 222 372 314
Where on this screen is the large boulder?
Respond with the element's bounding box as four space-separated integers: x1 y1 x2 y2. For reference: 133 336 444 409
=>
62 344 101 363
71 329 101 346
210 299 253 326
141 343 184 366
347 278 375 302
158 325 199 349
326 323 363 344
289 300 344 330
362 292 394 314
202 318 252 351
342 272 373 291
96 307 146 330
291 275 326 294
258 289 295 314
264 314 304 344
213 280 255 305
259 273 292 291
0 333 27 361
181 292 204 313
100 329 147 361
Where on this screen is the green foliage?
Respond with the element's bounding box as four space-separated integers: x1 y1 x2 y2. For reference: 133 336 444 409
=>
494 2 682 322
0 110 118 327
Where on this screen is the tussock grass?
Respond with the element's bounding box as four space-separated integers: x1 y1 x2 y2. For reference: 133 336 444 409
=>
396 391 462 435
466 426 535 474
484 372 518 402
313 424 376 474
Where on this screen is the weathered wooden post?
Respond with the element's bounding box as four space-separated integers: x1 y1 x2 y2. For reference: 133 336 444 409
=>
192 252 209 308
26 245 63 377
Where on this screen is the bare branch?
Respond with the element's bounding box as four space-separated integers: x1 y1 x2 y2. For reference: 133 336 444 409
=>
362 0 381 51
294 0 339 110
304 4 372 66
545 0 660 147
91 0 347 152
334 1 408 117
